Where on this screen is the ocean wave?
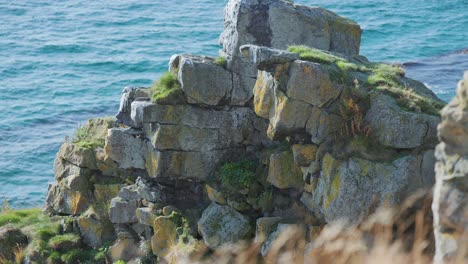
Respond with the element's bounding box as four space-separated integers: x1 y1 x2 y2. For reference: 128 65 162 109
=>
39 44 88 54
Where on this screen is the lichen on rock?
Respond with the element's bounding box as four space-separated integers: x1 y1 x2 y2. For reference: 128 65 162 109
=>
432 72 468 262
36 0 454 262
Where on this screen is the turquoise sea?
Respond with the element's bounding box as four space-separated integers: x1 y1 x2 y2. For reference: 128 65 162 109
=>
0 0 467 208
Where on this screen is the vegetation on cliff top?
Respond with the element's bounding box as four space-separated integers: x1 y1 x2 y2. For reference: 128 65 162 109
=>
287 45 445 115
0 206 112 264
73 126 105 149
149 72 185 104
72 117 116 150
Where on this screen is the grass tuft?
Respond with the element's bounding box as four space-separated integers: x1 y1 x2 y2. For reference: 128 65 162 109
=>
60 248 83 263
48 233 81 251
73 126 105 149
214 56 227 68
219 160 258 191
288 45 443 115
149 72 185 104
288 45 344 64
376 85 445 115
0 208 42 228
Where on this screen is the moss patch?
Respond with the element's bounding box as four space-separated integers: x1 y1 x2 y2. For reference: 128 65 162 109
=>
376 86 445 116
149 72 185 104
0 207 114 263
288 45 345 64
73 126 105 149
72 117 116 150
214 56 227 68
167 211 194 244
48 233 81 251
218 160 258 191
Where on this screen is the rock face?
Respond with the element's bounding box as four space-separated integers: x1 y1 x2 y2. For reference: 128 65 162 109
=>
365 93 439 149
301 152 435 223
198 203 252 248
220 0 362 78
433 72 468 263
43 0 447 261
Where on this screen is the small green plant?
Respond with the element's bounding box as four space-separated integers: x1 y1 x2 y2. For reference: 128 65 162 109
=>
288 45 344 64
366 63 403 87
168 211 194 244
72 126 105 149
47 251 61 263
113 260 126 264
149 72 185 104
60 249 83 263
214 56 227 68
219 160 257 191
376 85 445 115
48 233 81 250
34 224 62 241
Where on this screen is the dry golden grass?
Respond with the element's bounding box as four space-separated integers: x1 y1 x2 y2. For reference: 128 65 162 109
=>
165 190 466 264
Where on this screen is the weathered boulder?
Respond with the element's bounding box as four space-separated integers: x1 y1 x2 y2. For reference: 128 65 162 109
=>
174 55 233 106
132 101 261 132
105 128 146 170
110 237 148 262
151 216 177 257
77 208 116 248
252 61 344 141
232 73 257 105
268 151 304 189
302 153 435 223
292 144 318 167
116 86 150 126
45 183 92 215
109 197 139 224
365 93 440 149
145 147 245 181
255 217 282 243
129 100 270 181
287 60 342 107
306 107 343 144
260 223 306 257
198 203 252 248
240 45 299 71
57 142 97 170
220 0 362 78
136 207 158 226
433 72 468 263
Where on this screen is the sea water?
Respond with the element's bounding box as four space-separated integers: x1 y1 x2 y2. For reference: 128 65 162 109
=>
0 0 466 207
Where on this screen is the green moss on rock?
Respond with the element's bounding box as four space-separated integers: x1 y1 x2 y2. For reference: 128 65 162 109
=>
218 160 258 191
214 56 227 68
149 72 185 104
72 117 116 150
288 45 444 115
48 233 81 251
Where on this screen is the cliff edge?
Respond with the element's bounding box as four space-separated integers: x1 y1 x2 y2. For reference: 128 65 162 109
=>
1 0 457 263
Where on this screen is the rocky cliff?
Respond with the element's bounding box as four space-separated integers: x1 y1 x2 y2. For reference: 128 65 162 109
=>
21 0 453 263
433 72 468 263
